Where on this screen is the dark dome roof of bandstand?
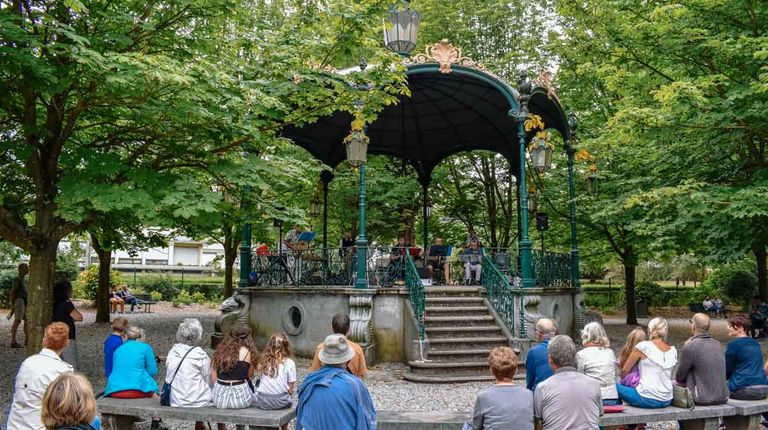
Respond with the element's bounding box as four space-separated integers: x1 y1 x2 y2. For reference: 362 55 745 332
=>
282 47 570 183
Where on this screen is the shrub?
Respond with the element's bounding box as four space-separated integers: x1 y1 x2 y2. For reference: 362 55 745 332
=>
703 266 757 306
635 282 667 306
176 290 193 305
56 252 80 281
190 291 206 304
74 265 122 300
149 291 163 302
0 269 17 307
136 275 179 300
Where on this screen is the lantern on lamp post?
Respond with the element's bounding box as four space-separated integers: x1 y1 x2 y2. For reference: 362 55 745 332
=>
344 119 370 289
529 132 553 172
309 195 322 218
344 120 369 168
383 1 421 55
527 190 538 214
586 164 599 196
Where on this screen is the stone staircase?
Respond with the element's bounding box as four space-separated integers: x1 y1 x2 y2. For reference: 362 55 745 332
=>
404 287 522 383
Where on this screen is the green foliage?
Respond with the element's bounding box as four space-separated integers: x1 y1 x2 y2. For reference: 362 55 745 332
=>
149 291 163 302
635 282 667 307
703 266 757 306
0 269 17 307
134 275 179 301
176 290 194 305
55 252 80 282
74 266 122 300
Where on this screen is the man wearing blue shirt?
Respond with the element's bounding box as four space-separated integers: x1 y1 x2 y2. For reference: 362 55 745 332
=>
526 318 557 392
297 334 376 430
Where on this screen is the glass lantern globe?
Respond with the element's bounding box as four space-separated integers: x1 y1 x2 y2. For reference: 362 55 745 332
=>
344 127 369 168
383 3 421 55
529 136 553 172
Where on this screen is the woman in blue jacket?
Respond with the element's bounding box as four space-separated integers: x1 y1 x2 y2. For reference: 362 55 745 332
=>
104 325 167 430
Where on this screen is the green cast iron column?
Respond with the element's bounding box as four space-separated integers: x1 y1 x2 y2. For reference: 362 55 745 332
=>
565 142 581 289
239 222 252 289
355 164 368 289
421 180 429 252
515 73 534 289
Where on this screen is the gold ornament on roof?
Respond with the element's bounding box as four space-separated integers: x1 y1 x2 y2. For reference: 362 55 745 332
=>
404 40 497 78
533 70 558 101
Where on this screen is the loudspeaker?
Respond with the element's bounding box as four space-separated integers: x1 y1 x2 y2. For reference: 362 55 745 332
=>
536 212 549 231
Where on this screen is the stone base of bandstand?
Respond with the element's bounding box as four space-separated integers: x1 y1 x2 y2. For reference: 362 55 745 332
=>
213 285 582 366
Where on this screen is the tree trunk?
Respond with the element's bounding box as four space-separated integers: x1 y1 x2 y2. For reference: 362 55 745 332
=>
624 250 638 325
91 234 112 323
26 245 58 354
755 244 767 302
223 226 237 298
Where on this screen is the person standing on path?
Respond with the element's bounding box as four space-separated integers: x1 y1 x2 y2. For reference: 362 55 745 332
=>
526 318 557 392
9 262 29 348
51 280 83 368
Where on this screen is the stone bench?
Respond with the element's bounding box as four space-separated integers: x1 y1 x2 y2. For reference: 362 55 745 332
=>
96 397 294 430
378 402 763 430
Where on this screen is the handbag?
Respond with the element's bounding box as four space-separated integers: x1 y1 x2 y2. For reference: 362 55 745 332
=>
160 347 196 406
672 385 695 410
620 365 640 388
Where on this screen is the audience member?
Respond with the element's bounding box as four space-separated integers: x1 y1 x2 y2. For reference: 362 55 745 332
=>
526 318 557 392
309 313 367 378
534 335 602 430
104 326 166 430
724 315 768 400
577 322 619 405
617 327 646 388
120 285 141 312
466 227 480 245
462 239 483 285
749 296 768 338
674 313 728 405
388 236 411 284
211 325 260 418
297 334 376 430
165 318 212 430
617 317 677 408
7 322 73 430
463 347 533 430
52 280 83 368
254 334 296 429
9 262 29 348
40 373 97 430
109 286 125 314
103 316 128 378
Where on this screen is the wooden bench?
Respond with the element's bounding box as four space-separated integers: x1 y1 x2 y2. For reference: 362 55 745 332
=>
96 397 294 430
133 293 156 313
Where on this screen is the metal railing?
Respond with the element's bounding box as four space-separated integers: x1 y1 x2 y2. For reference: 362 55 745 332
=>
482 254 525 338
405 255 426 340
532 250 572 288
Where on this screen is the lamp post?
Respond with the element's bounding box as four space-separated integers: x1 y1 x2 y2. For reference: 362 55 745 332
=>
565 113 582 290
384 1 421 55
345 121 370 289
515 71 534 289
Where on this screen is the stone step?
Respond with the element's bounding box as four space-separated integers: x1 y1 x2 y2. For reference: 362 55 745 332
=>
425 326 503 339
423 315 496 328
403 372 495 383
424 305 488 313
424 297 485 307
427 336 509 351
405 360 527 379
427 349 495 362
423 287 485 297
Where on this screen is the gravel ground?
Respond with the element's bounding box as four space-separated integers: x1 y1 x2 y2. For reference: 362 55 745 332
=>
0 304 764 429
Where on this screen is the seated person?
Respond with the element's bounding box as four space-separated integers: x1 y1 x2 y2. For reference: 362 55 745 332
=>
749 296 768 338
339 232 355 256
461 240 483 285
725 315 768 400
109 285 125 314
465 227 479 246
702 297 714 312
281 224 303 253
120 285 141 312
388 236 410 285
713 298 726 317
427 237 451 285
463 347 532 430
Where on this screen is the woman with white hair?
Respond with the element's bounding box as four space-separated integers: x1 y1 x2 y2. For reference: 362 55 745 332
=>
165 318 212 430
577 322 619 405
617 317 677 408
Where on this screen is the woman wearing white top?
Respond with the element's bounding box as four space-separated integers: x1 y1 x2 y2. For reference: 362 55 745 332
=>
577 322 619 405
254 333 296 430
617 317 677 408
165 319 213 430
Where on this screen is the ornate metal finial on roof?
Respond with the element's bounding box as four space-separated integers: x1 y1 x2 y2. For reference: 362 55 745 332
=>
404 39 496 77
517 69 532 117
533 70 558 101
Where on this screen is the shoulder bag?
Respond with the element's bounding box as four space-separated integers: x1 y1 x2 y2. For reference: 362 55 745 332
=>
160 347 196 406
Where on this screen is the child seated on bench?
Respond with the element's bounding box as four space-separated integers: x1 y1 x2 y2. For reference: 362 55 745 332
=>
254 333 297 430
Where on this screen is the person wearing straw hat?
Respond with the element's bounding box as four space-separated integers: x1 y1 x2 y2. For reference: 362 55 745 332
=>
296 334 376 430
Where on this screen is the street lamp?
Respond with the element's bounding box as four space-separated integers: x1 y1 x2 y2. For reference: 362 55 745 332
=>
586 164 599 195
309 195 322 218
425 202 433 219
527 190 538 214
345 120 370 289
383 1 421 55
529 134 553 172
344 120 369 167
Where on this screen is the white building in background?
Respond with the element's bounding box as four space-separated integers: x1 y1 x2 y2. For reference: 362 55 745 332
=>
59 235 227 275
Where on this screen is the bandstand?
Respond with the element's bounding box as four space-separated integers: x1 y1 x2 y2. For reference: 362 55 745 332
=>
215 10 586 383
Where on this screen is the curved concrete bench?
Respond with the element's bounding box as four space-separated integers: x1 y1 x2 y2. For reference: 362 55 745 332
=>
96 397 294 430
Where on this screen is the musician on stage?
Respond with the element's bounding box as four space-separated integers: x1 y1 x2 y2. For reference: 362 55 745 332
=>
427 237 451 285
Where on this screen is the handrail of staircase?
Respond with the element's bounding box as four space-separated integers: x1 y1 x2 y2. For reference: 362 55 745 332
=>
481 254 526 338
405 255 426 340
